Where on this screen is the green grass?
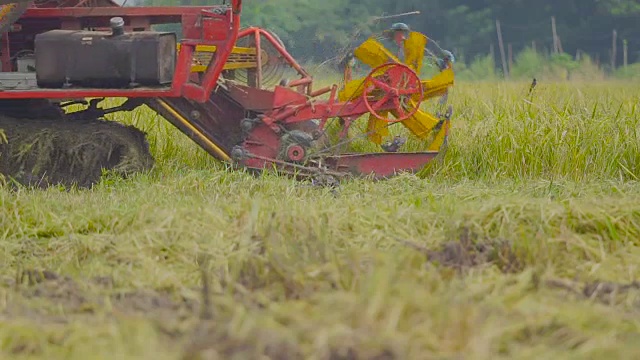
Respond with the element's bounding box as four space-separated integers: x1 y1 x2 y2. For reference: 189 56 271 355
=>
4 81 640 359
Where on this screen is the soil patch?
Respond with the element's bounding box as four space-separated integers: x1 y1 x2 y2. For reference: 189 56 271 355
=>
546 278 640 305
397 227 524 273
9 269 194 317
0 115 154 188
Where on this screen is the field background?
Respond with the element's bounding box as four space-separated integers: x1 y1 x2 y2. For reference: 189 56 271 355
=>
3 79 640 359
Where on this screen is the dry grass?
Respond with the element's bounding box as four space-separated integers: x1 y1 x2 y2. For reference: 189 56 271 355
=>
3 80 640 359
0 117 153 188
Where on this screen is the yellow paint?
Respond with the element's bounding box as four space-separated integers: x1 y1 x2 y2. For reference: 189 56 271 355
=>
156 99 231 162
353 37 401 68
191 61 257 72
366 112 390 144
427 121 449 152
351 31 455 151
403 32 427 75
177 44 257 55
421 68 455 97
366 105 441 144
176 44 259 72
399 106 441 139
171 30 455 153
0 4 17 21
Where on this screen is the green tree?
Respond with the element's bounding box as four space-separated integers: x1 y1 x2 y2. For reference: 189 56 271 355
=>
140 0 640 67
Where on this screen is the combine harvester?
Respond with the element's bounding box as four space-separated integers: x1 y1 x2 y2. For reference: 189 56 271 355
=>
0 0 455 187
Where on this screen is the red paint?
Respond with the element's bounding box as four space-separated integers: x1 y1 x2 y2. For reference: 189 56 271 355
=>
258 63 424 126
226 83 275 111
253 29 262 88
239 61 443 177
286 145 305 162
272 85 307 108
236 27 313 95
23 6 208 20
228 11 443 178
0 88 176 99
0 0 448 178
0 3 241 103
240 122 282 169
1 32 10 72
324 152 439 179
363 63 423 122
202 17 228 42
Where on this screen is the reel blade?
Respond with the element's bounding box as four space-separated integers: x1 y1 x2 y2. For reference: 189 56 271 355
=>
0 1 32 34
403 31 427 76
366 111 390 144
398 107 440 139
353 37 400 68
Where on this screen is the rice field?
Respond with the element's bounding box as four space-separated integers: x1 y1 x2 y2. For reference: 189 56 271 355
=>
3 80 640 359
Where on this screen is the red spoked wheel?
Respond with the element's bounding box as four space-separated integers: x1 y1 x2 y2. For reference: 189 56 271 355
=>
362 62 424 122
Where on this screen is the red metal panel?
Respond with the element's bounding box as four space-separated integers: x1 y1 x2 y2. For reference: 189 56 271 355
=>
325 152 439 179
202 17 228 41
1 32 10 72
20 7 218 30
240 122 281 169
183 8 240 102
272 85 307 108
265 98 397 125
172 41 194 97
181 14 200 40
0 4 241 103
0 87 177 99
60 19 81 30
226 83 275 112
129 17 151 31
23 7 208 18
32 0 120 8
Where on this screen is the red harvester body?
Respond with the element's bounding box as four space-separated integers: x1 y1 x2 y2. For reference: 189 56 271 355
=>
0 0 455 181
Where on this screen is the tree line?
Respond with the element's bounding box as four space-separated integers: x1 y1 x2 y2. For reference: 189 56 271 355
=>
140 0 640 76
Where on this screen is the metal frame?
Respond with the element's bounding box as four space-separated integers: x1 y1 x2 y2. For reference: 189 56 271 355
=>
0 0 453 179
228 62 423 132
231 61 447 178
0 2 242 102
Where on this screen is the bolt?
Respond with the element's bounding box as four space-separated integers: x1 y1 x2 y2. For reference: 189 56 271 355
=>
231 146 247 160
